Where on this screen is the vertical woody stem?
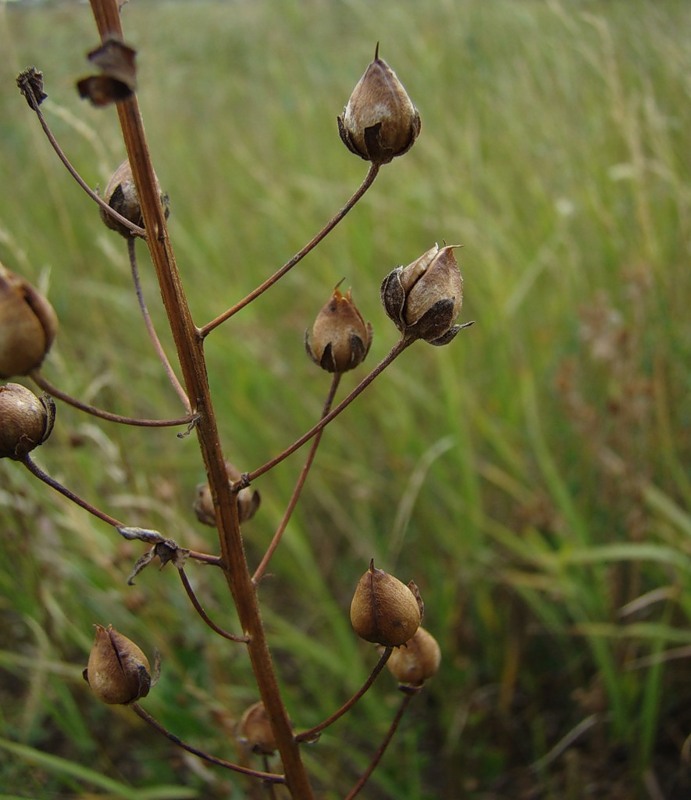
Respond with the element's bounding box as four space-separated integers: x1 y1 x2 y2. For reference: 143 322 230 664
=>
86 3 315 797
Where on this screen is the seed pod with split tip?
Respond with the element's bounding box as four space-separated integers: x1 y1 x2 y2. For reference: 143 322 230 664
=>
338 44 421 165
350 559 422 647
381 243 469 345
83 624 151 705
0 383 55 460
305 284 373 373
100 159 169 237
387 626 441 688
237 701 280 755
0 262 58 378
194 460 260 526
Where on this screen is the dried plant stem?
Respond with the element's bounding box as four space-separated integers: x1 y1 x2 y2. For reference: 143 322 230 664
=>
252 372 341 585
295 647 393 743
127 237 190 411
87 3 316 796
22 453 124 528
17 73 145 238
30 369 195 428
178 567 248 643
247 336 413 483
130 703 285 784
199 163 380 338
344 690 417 800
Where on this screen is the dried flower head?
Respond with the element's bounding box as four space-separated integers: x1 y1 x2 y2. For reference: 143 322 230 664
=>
0 262 58 378
83 624 151 705
100 159 169 237
194 460 260 526
350 559 422 647
381 243 471 345
386 626 441 688
305 283 373 373
0 383 55 460
338 44 421 165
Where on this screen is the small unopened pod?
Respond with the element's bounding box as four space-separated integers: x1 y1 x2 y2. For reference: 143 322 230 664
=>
194 460 260 526
0 262 57 378
83 624 151 705
0 383 55 460
350 559 422 647
237 701 281 755
100 159 169 237
386 626 441 688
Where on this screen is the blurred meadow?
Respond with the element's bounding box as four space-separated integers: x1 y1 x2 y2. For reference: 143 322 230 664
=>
1 0 690 797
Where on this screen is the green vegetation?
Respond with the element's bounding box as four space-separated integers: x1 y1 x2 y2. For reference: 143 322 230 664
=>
1 0 690 797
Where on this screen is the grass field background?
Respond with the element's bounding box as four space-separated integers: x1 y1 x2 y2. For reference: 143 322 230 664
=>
1 0 690 797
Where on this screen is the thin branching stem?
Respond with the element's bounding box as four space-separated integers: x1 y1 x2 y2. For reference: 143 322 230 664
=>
131 703 286 784
344 690 418 800
199 163 380 338
296 647 393 743
127 237 190 411
245 337 413 484
178 567 248 642
16 72 146 238
252 372 341 585
30 370 196 428
22 453 124 528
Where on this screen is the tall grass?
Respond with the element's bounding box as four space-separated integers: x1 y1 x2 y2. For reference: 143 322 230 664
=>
1 0 690 797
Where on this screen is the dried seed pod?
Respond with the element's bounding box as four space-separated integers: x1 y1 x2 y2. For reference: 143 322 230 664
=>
350 559 422 647
381 243 468 345
0 262 58 378
338 44 421 165
305 284 373 373
237 701 279 755
83 624 151 705
194 460 260 526
100 159 169 237
0 383 55 460
386 626 441 688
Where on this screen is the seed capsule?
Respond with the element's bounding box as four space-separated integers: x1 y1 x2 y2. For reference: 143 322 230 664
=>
386 626 441 688
305 284 372 373
0 262 58 378
338 44 421 165
350 560 422 647
381 243 469 345
194 460 260 526
0 383 55 460
100 159 169 237
83 624 151 705
237 701 279 755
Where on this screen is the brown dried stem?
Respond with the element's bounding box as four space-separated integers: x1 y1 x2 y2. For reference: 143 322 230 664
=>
344 689 418 799
130 703 285 785
199 163 380 338
178 566 248 643
252 371 341 585
295 647 393 743
87 2 316 796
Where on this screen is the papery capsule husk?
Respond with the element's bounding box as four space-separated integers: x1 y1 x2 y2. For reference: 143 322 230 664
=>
350 559 421 647
194 460 260 526
387 626 441 688
237 701 279 755
0 383 55 460
0 263 58 378
83 624 151 705
305 285 372 373
100 159 169 237
338 45 421 165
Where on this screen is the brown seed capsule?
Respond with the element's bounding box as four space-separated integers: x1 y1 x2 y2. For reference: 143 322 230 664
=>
305 284 373 373
0 383 55 460
194 460 260 526
100 159 169 237
0 262 58 378
350 559 422 647
237 701 280 755
338 44 421 165
381 243 470 345
386 626 441 688
83 624 151 705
